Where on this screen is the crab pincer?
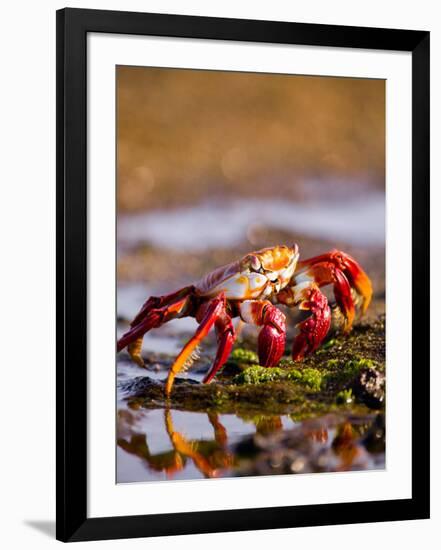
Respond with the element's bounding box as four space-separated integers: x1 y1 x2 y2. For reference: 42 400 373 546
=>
291 286 332 360
237 299 286 367
296 250 372 333
257 304 287 367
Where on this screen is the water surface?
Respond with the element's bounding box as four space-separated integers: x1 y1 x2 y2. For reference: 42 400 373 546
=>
118 194 385 253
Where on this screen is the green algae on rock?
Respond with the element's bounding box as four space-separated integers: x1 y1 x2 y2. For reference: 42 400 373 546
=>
229 348 259 366
233 365 324 392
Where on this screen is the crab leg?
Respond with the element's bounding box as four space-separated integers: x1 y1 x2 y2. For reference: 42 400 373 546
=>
239 300 286 367
207 412 228 446
277 281 331 360
117 432 184 476
164 409 218 478
295 250 372 333
165 293 228 396
203 312 236 384
117 286 195 366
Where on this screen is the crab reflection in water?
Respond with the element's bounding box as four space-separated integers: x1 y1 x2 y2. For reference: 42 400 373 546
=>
117 408 385 481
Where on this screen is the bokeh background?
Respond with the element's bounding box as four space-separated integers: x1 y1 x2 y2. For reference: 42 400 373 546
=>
117 67 385 211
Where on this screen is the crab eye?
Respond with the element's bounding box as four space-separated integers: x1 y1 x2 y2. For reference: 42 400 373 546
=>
249 255 261 272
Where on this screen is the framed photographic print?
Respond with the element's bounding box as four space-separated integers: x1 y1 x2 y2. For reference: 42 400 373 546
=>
56 8 430 542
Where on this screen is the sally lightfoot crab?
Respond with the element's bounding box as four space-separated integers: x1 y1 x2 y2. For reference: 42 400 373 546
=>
117 245 372 396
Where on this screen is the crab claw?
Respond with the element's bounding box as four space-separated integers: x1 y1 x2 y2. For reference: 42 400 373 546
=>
292 285 331 360
296 250 372 332
332 268 356 332
238 301 286 367
258 304 287 367
337 252 373 314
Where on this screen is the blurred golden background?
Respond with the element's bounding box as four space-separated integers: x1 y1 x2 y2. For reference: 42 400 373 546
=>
117 67 385 212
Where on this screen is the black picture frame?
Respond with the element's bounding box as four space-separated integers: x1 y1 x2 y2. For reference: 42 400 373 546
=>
56 7 430 543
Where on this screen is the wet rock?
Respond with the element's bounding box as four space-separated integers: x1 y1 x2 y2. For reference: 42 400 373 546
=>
352 368 385 409
172 377 201 386
119 375 201 396
119 376 162 396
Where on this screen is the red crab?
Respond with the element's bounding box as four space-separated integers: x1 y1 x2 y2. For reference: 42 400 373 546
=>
117 245 372 396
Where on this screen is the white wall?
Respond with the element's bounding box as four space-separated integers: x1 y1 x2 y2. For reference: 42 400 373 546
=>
0 1 438 548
